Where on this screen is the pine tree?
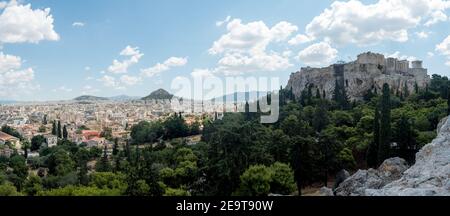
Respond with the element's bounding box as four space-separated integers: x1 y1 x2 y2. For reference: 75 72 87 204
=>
57 121 62 138
62 125 68 140
378 83 392 165
367 106 380 168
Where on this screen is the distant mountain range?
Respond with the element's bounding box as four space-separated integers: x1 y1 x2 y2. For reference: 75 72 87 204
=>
142 88 174 100
108 95 141 101
73 95 109 101
0 100 18 105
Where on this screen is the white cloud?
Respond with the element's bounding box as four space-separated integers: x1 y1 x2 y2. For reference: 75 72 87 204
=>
216 15 231 27
190 68 214 78
72 22 85 27
415 31 430 39
85 66 91 71
98 75 118 88
210 19 296 74
120 75 141 86
52 86 72 92
216 52 292 75
107 46 143 74
0 2 7 9
0 1 59 44
304 0 450 46
210 19 297 55
141 56 188 77
297 42 338 67
436 35 450 55
436 35 450 66
427 52 435 57
270 21 299 42
0 52 38 98
424 10 448 26
288 34 314 45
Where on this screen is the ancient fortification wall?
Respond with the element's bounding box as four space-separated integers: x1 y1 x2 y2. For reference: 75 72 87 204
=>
286 52 430 100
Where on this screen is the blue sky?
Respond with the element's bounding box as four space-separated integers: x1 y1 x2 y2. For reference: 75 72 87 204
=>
1 0 450 101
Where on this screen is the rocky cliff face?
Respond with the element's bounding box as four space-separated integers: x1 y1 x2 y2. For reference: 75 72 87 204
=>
286 52 430 100
335 116 450 196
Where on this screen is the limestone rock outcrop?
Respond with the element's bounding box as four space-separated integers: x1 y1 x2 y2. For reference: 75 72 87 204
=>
334 158 409 196
336 116 450 196
286 52 430 100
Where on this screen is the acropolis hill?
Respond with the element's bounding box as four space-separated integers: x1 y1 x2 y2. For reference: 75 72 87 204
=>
286 52 431 100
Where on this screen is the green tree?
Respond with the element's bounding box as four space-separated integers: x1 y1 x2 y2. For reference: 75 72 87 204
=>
9 155 28 190
52 121 57 136
112 138 119 156
367 107 380 168
395 115 417 164
378 83 392 165
57 121 62 138
269 162 296 195
235 165 272 196
47 149 75 176
31 135 46 151
96 145 112 172
0 182 21 196
313 100 330 132
38 125 46 133
23 175 43 196
63 125 68 140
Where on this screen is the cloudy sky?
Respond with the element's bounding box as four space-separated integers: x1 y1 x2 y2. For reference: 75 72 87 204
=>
1 0 450 101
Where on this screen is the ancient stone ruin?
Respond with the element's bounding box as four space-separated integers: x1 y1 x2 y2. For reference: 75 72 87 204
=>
286 52 431 100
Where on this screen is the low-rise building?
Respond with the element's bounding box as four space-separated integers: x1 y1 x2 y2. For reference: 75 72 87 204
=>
0 131 21 150
44 134 58 147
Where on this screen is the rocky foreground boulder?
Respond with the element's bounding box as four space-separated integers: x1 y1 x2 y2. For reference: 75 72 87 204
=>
335 116 450 196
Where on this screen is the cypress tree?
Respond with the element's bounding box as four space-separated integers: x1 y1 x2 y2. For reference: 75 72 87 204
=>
57 121 62 138
333 79 350 110
396 115 416 164
414 82 419 94
62 125 68 140
245 101 250 120
378 83 392 165
403 82 410 98
307 84 313 105
367 106 380 168
322 90 326 99
51 121 57 135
